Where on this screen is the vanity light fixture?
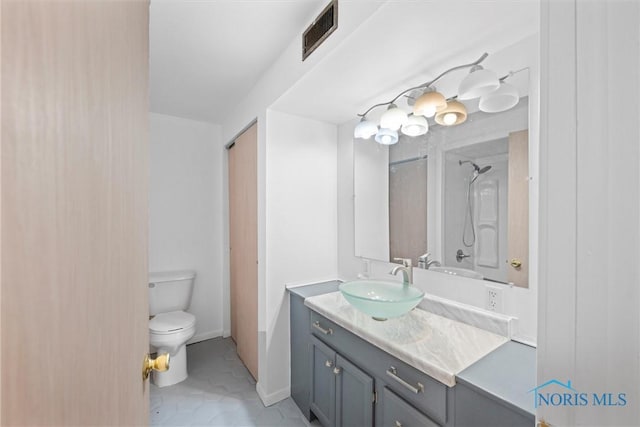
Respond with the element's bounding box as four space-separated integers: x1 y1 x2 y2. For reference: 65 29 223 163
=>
353 52 524 144
479 81 519 113
354 116 379 139
413 88 447 118
401 114 429 136
457 65 500 100
379 104 408 131
434 100 467 126
375 128 399 145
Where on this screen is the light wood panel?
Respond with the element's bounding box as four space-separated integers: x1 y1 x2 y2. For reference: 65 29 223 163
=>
389 159 428 265
507 130 529 287
1 1 149 425
0 1 3 421
228 123 259 380
229 145 238 344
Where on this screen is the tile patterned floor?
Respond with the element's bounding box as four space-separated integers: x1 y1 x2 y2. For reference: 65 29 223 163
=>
150 337 319 427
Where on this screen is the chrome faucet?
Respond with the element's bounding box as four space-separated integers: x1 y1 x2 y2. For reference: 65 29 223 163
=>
390 257 413 284
418 252 441 269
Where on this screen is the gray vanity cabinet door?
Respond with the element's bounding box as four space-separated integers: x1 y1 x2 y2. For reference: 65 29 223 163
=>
335 354 374 427
290 293 311 419
310 336 337 427
381 387 440 427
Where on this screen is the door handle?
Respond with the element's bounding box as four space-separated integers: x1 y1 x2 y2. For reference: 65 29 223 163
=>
142 353 170 380
510 258 522 269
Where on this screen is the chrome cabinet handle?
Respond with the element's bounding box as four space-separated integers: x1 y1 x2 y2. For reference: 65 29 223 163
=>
386 366 424 394
313 321 333 335
395 422 402 427
333 367 341 375
325 360 333 368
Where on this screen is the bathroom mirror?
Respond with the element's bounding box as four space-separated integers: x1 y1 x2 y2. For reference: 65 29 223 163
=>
354 63 532 287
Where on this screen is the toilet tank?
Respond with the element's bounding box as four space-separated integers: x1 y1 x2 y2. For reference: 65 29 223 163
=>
148 270 196 316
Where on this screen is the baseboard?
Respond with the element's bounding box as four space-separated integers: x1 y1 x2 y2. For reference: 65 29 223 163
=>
222 329 231 338
187 330 223 345
256 382 290 407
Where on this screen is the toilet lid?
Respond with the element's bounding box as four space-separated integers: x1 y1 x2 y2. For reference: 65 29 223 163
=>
149 311 196 334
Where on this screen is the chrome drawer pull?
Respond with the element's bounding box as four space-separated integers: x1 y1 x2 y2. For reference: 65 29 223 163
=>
325 360 333 368
313 321 333 335
395 422 403 427
386 366 424 394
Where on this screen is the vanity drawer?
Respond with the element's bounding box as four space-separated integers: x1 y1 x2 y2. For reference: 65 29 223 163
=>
375 349 447 425
310 311 341 344
381 387 440 427
309 311 448 425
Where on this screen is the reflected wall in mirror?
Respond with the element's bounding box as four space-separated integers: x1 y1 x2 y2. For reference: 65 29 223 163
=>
441 106 529 286
354 41 532 287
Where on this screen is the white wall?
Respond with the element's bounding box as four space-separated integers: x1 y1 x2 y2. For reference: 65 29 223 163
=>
149 113 224 343
259 110 338 404
354 139 389 260
538 1 640 425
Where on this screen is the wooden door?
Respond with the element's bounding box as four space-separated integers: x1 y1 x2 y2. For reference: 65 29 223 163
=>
1 1 149 425
507 130 529 287
228 122 258 379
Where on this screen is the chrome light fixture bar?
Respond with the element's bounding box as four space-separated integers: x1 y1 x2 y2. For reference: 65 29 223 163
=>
353 53 524 144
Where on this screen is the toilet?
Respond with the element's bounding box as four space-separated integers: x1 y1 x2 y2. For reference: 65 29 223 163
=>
148 270 197 387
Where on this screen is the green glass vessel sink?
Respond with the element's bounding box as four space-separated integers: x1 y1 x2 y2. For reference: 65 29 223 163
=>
339 280 425 320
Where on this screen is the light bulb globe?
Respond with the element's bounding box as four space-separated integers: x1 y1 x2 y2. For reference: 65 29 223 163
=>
479 82 519 113
380 104 408 131
401 115 429 137
353 118 379 139
413 90 447 118
374 128 399 145
458 66 500 100
434 100 467 126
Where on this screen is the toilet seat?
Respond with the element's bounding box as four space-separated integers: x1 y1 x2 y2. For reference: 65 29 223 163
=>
149 311 195 335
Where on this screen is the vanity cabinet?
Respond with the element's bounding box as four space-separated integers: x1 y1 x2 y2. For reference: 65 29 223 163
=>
290 284 446 426
382 387 439 427
289 284 534 427
310 312 448 427
289 281 341 420
310 336 374 427
455 341 536 427
454 384 532 427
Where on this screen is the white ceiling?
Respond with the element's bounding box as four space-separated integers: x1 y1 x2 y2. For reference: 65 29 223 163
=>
149 0 325 123
271 1 540 124
150 0 539 126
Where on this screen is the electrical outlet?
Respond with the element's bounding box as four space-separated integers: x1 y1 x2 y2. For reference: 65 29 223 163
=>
485 285 503 312
357 259 370 279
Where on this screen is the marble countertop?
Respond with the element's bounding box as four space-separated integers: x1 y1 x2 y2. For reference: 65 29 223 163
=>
304 291 509 387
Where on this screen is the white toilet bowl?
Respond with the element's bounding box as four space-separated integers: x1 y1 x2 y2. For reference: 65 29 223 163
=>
149 310 196 387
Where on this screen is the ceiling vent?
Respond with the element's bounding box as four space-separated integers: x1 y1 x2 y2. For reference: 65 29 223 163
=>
302 0 338 61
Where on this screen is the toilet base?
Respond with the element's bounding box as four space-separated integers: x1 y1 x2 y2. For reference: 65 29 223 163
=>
152 344 188 387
